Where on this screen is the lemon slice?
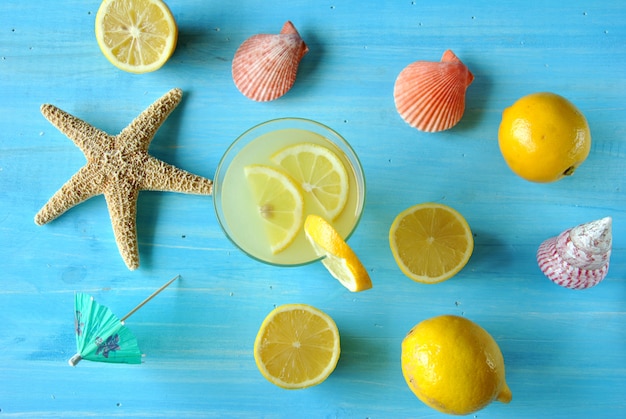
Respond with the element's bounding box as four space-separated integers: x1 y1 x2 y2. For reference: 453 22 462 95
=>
272 143 349 220
244 164 304 254
304 214 372 292
95 0 178 73
254 303 341 389
389 203 474 283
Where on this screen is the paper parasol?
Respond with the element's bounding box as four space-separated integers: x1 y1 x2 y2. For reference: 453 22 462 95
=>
68 275 179 366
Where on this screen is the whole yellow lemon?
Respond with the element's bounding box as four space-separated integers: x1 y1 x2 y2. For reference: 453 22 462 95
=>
401 315 512 415
498 92 591 183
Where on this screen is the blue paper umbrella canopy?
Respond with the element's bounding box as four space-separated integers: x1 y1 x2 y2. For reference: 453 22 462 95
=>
69 293 142 366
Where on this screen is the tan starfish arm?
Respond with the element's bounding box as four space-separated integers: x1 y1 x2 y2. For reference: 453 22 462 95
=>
120 88 183 152
40 104 112 159
141 156 213 195
104 186 140 270
35 165 104 225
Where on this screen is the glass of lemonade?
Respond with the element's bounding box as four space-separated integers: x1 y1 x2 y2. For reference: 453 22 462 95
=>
214 118 366 266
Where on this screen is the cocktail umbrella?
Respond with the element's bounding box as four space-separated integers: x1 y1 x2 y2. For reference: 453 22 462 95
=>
68 275 180 366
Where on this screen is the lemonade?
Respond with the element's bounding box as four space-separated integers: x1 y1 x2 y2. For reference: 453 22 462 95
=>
214 118 365 266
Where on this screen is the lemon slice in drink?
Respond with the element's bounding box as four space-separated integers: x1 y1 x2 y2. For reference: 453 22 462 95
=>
244 164 304 254
95 0 178 73
272 143 349 220
254 303 341 389
389 203 474 283
304 214 372 292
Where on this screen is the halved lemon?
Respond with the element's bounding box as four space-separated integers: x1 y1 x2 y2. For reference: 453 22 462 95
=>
304 214 372 292
389 203 474 283
254 303 341 389
272 143 349 220
95 0 178 73
244 164 304 254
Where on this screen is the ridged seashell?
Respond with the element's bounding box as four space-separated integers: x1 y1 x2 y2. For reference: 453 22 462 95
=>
393 50 474 132
232 21 309 102
537 217 612 290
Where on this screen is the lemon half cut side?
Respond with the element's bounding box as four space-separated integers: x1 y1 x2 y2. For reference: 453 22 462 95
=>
389 202 474 283
95 0 178 73
254 303 341 389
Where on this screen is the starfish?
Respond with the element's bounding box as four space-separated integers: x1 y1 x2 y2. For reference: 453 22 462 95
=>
35 88 213 270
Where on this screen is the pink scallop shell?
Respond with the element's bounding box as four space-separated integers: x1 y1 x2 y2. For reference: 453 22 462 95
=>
232 21 309 102
393 50 474 132
537 217 612 290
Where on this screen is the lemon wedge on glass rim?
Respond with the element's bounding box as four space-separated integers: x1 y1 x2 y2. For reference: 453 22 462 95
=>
95 0 178 73
244 164 305 254
272 143 349 220
304 214 372 292
254 303 341 389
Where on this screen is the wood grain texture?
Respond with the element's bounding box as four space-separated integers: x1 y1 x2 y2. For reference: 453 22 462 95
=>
1 1 624 417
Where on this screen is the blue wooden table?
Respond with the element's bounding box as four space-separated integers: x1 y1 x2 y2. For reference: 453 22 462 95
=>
1 1 625 417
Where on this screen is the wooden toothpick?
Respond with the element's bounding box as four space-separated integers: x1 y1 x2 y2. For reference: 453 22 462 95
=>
120 275 180 323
